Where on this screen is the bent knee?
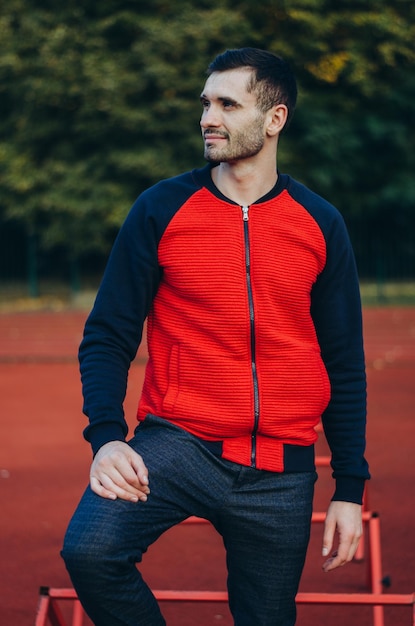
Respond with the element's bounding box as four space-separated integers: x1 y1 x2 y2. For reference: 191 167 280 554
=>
61 523 120 571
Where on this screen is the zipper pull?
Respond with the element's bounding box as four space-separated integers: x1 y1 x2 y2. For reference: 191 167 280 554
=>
242 205 249 221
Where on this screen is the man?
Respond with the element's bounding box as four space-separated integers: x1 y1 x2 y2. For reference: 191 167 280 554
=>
62 48 370 626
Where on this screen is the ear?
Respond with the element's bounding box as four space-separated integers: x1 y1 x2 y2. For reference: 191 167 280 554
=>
266 104 288 136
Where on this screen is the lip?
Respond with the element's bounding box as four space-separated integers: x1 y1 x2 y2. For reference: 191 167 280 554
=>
204 134 227 143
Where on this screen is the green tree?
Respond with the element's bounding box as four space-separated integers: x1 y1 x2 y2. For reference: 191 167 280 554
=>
0 0 414 282
0 1 253 263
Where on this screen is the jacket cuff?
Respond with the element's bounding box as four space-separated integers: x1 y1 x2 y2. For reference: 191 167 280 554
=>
332 476 367 504
84 423 127 457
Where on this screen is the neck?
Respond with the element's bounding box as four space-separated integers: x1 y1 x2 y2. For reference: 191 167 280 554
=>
210 152 279 206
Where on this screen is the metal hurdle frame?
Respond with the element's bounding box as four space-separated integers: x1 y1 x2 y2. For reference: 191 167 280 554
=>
35 455 410 626
35 586 415 626
36 512 414 626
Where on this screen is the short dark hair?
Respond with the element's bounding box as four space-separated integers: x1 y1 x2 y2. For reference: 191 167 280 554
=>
207 48 297 129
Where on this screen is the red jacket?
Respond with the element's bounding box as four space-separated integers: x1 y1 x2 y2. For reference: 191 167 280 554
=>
79 165 370 503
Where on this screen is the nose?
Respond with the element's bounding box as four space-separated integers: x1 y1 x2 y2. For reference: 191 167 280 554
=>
200 105 221 129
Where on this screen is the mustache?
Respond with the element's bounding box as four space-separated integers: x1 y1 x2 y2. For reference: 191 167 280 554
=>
204 129 229 139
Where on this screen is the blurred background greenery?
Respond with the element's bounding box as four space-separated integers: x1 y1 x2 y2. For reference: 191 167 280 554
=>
0 0 414 305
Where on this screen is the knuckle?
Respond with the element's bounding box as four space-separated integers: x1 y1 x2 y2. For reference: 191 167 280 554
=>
109 450 124 463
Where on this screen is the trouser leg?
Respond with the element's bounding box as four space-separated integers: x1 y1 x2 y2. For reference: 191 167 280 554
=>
62 485 171 626
216 469 316 626
61 417 220 626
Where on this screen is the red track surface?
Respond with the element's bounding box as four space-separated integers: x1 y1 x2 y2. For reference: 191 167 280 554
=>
0 307 414 625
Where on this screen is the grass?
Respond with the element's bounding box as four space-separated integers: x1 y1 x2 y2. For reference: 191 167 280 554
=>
0 280 96 313
360 281 415 306
0 280 415 313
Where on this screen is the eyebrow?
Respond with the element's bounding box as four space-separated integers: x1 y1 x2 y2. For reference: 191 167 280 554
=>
199 94 241 107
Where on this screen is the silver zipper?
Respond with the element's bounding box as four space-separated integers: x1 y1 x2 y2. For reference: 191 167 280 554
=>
241 205 260 466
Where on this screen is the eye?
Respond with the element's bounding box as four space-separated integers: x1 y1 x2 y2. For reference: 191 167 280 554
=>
200 98 210 109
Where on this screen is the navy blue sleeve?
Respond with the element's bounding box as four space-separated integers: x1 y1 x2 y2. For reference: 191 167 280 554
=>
79 197 161 454
312 214 370 503
79 172 199 455
288 178 370 504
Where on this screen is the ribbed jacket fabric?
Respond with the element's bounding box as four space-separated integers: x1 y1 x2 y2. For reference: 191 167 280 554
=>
79 164 370 504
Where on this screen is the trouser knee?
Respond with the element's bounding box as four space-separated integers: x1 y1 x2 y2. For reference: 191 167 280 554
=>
61 524 115 577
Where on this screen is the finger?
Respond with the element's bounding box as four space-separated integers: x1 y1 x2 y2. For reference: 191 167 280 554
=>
93 469 149 502
322 517 335 558
93 452 150 496
90 441 151 502
91 471 139 501
130 455 150 488
336 521 362 563
322 550 350 572
90 475 117 500
116 451 150 492
322 551 342 572
91 475 146 502
322 533 360 572
345 533 361 562
108 459 146 491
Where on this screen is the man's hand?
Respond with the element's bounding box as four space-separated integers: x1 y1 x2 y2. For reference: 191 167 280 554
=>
322 501 363 572
90 440 150 503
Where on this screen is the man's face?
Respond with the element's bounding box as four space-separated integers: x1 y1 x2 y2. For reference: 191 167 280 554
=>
200 68 267 163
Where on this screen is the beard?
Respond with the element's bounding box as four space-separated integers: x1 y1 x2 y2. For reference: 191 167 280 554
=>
203 113 266 163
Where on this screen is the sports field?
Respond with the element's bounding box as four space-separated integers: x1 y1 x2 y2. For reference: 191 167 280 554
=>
0 307 414 625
